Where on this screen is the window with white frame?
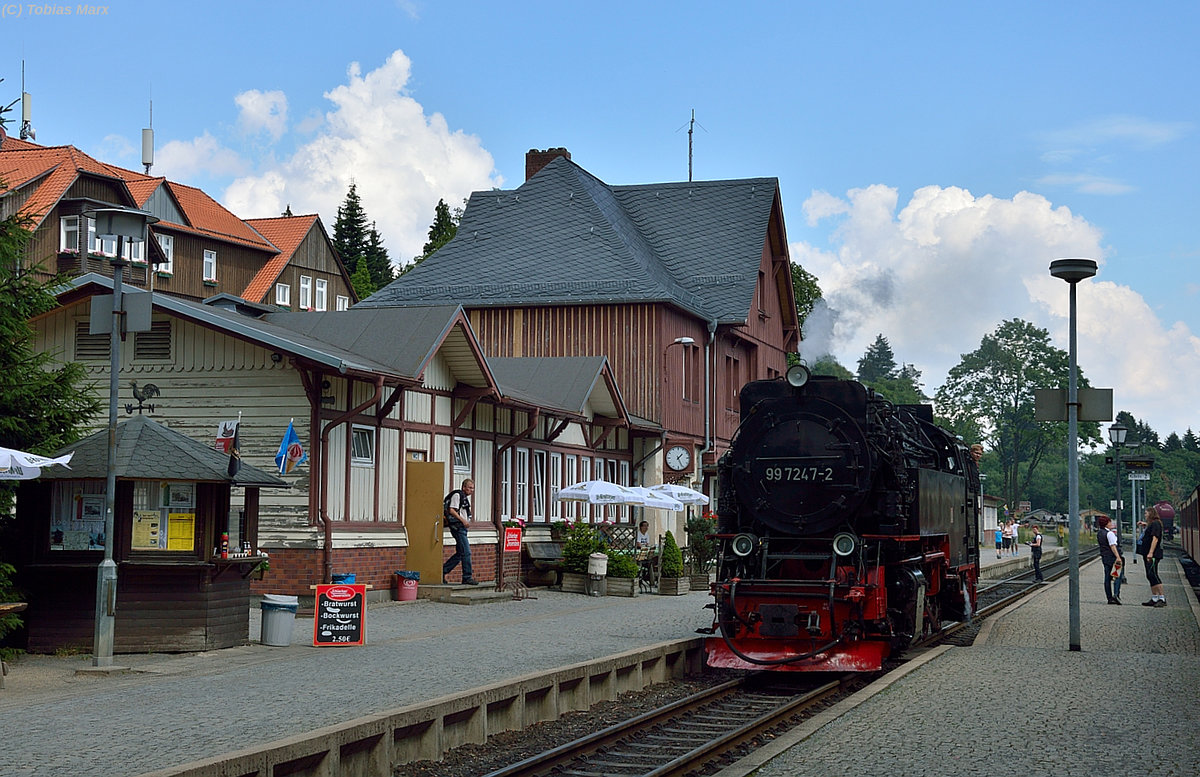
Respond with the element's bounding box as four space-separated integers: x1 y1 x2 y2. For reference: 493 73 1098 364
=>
532 450 546 522
336 295 350 311
203 249 217 281
276 283 291 306
315 278 328 311
87 218 116 257
620 461 631 521
124 238 144 264
594 458 605 522
156 233 174 274
565 454 578 519
499 449 511 521
299 275 312 309
515 448 529 520
60 215 79 254
549 452 562 519
453 438 472 473
350 425 375 465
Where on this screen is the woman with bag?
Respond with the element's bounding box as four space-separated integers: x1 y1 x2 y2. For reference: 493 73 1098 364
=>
1141 506 1166 607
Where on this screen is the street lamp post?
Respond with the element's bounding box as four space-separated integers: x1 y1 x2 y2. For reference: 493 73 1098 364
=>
1049 257 1097 652
1108 423 1127 541
84 207 158 667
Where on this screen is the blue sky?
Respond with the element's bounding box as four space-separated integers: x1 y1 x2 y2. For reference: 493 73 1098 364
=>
5 1 1199 439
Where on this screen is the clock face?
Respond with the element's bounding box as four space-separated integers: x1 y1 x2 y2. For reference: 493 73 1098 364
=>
666 445 691 471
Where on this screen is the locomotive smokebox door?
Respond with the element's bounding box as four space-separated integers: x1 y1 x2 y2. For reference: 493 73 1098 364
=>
758 604 801 637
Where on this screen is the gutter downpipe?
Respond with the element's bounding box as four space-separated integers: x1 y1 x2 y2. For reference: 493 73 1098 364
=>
319 373 384 583
698 319 718 466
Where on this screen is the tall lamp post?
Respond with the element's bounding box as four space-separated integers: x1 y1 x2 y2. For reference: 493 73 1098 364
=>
84 206 158 668
1049 257 1097 652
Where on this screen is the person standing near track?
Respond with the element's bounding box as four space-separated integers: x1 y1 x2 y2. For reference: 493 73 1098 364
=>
1096 516 1123 604
1028 525 1044 582
994 525 1003 559
1141 506 1166 607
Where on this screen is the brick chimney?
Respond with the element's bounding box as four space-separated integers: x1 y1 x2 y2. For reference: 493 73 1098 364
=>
525 147 571 181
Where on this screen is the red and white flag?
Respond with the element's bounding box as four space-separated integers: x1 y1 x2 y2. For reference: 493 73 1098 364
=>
215 420 238 453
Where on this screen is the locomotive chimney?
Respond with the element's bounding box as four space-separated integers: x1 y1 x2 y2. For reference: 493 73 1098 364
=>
525 147 571 181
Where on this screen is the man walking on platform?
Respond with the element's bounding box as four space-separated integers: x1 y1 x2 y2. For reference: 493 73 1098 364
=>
443 479 478 585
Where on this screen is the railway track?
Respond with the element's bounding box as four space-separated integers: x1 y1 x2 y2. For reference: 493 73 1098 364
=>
481 673 853 777
479 549 1106 777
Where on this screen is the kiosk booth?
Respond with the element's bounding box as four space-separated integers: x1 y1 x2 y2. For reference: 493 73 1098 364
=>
13 416 286 654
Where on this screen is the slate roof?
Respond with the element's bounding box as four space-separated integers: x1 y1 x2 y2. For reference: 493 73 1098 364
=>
357 156 780 324
486 356 625 418
41 415 286 487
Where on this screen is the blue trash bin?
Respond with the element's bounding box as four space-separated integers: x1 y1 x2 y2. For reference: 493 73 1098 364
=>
331 573 356 584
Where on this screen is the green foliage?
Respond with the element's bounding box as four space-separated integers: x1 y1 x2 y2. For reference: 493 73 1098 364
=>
561 522 600 573
349 262 376 300
605 552 639 579
0 562 23 654
660 530 684 578
403 198 464 277
857 334 897 383
790 262 821 332
0 208 103 519
809 355 854 379
933 318 1098 509
684 513 717 574
333 184 393 293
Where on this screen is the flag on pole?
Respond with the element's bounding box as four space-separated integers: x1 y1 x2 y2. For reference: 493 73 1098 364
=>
275 420 307 475
227 421 241 478
215 420 238 453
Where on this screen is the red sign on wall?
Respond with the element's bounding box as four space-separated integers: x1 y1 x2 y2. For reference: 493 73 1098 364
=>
503 527 522 552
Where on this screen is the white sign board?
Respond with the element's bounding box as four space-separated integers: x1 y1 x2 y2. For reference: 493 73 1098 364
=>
1128 472 1150 481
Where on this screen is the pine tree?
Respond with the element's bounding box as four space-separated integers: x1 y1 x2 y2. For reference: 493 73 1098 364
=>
349 262 376 300
364 222 394 289
857 334 898 383
332 183 369 276
402 198 462 277
0 206 103 518
1183 428 1199 453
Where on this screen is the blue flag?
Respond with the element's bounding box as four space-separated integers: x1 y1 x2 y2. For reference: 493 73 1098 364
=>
275 421 307 475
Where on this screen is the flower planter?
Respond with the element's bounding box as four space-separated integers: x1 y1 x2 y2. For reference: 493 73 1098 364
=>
561 572 588 594
689 573 711 592
606 577 639 597
658 577 690 596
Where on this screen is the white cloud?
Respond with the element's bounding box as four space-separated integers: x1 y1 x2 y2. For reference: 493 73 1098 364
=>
793 184 1200 435
1042 115 1192 150
223 49 501 264
1034 173 1135 196
235 89 288 141
156 131 249 180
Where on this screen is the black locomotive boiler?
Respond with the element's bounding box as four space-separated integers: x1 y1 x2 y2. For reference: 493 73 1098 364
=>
705 368 980 672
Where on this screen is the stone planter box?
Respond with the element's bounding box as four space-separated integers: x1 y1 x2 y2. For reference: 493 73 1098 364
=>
605 577 639 597
561 572 588 594
658 576 690 596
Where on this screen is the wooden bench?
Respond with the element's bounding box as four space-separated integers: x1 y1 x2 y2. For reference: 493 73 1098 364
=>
524 541 566 587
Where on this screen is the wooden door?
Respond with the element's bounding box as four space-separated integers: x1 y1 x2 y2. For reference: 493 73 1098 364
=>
404 460 446 583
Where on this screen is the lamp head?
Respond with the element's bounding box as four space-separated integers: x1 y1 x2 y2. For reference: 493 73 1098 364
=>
1108 423 1127 446
673 336 695 345
1049 257 1097 284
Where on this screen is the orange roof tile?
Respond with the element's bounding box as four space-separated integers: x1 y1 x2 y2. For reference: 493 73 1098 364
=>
165 180 275 251
0 144 131 225
242 214 320 302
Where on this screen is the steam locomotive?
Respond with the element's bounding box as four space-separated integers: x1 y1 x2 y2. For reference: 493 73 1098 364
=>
704 367 980 672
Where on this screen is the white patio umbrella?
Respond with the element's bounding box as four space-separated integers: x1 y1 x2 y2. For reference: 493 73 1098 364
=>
0 446 73 481
554 480 646 505
648 483 710 506
629 486 685 512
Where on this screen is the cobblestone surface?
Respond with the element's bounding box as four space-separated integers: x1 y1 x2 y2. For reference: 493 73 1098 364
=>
747 555 1200 777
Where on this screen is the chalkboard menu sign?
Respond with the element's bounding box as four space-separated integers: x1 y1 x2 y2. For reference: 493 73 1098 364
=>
313 584 366 646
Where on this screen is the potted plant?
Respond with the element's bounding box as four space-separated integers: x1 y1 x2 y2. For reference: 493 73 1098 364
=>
605 552 640 597
559 523 598 594
549 519 573 541
658 530 689 595
685 511 717 591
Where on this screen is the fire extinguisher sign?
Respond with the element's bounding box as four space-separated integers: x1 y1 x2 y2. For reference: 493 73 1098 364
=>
503 527 522 552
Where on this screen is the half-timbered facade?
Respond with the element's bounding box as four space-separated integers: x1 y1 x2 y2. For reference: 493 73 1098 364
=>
27 275 632 609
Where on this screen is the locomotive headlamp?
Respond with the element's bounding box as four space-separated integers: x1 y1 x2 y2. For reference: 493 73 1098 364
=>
785 364 810 388
832 532 857 557
731 533 758 557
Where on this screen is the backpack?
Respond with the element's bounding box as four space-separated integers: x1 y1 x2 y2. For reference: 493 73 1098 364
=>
443 490 467 526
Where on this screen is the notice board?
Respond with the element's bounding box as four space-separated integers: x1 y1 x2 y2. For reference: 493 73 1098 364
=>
313 584 366 646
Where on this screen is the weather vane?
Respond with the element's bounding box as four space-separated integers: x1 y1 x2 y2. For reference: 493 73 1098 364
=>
125 380 161 415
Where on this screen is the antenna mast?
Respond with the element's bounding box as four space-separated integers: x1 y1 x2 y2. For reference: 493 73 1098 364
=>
142 98 154 174
20 61 35 141
688 109 694 182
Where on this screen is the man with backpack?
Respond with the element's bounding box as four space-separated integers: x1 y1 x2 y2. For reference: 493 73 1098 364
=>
443 479 478 585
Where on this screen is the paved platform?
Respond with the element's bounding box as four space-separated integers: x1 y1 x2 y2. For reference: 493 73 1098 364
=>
0 587 714 777
735 552 1200 777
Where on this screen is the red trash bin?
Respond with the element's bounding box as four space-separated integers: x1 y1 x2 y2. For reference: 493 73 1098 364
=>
394 570 419 601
